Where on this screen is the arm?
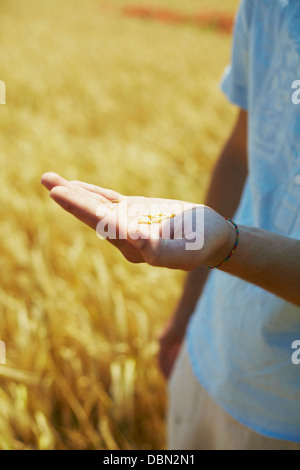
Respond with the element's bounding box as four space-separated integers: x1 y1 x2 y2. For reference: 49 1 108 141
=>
158 109 248 378
211 225 300 306
41 145 300 311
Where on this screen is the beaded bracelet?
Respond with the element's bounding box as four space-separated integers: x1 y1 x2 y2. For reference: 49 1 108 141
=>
205 218 239 270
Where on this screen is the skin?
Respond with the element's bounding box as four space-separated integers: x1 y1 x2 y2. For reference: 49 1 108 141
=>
41 109 300 378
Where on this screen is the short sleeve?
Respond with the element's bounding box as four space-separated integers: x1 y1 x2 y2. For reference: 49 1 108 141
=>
220 0 254 110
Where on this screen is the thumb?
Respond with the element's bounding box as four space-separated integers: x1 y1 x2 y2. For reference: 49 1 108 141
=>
128 224 197 269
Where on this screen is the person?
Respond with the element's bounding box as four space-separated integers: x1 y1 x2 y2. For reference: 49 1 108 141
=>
41 0 300 450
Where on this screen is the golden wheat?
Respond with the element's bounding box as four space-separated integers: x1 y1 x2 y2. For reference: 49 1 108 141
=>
0 0 239 449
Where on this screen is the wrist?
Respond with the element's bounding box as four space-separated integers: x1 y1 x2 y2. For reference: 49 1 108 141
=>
204 218 238 268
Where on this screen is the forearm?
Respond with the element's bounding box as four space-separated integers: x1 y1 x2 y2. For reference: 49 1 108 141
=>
217 225 300 306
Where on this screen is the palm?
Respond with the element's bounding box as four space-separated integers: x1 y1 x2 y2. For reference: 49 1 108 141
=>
41 173 230 270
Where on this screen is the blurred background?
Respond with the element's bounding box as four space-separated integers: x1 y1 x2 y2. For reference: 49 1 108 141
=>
0 0 239 449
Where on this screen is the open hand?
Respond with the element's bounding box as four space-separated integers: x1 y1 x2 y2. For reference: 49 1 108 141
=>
41 172 234 271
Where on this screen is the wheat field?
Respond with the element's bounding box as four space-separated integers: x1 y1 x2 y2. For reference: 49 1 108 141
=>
0 0 239 449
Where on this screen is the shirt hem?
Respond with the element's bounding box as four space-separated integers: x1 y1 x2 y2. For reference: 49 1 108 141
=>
186 336 300 445
219 66 248 110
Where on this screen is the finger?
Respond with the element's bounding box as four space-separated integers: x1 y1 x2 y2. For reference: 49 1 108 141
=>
50 185 145 263
128 232 197 270
41 172 113 205
50 185 105 230
68 184 113 204
50 185 131 239
71 181 124 202
41 172 69 191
